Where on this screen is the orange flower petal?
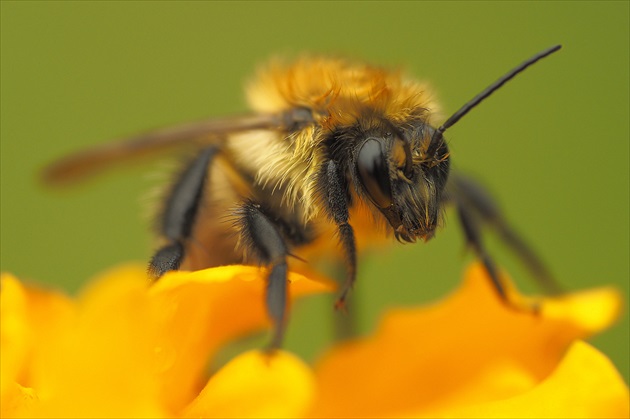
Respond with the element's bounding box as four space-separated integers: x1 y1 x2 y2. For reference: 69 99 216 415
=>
1 273 74 417
1 383 39 418
149 265 332 413
1 264 331 417
3 261 624 418
23 264 168 418
308 262 624 417
182 350 315 418
444 341 630 418
1 274 29 399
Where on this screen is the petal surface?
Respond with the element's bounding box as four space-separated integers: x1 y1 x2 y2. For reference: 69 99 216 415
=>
444 341 630 418
1 264 330 417
146 264 330 412
24 264 167 418
308 262 624 417
182 350 315 418
1 273 74 417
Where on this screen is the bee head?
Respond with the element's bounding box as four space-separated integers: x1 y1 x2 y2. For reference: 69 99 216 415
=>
354 121 450 243
351 45 563 242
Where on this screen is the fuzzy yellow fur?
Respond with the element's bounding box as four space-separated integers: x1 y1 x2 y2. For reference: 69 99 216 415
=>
227 56 439 224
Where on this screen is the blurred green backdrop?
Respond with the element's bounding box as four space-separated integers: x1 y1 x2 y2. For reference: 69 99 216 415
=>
2 1 628 381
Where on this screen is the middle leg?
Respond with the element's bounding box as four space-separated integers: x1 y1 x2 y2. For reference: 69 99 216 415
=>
235 200 292 349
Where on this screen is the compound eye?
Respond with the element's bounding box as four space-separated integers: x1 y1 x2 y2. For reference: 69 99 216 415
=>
357 138 393 208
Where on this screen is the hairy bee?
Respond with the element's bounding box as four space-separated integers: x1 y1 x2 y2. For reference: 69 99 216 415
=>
44 45 562 348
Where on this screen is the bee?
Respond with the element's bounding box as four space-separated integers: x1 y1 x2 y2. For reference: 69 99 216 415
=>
44 45 562 348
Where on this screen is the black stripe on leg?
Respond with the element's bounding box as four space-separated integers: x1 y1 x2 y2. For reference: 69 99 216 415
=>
451 174 560 294
236 201 289 263
319 160 357 309
266 262 288 349
148 242 184 279
148 147 219 279
161 147 219 240
235 200 290 349
456 202 507 301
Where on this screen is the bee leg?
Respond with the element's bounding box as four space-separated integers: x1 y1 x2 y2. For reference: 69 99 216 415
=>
455 201 507 300
451 175 561 294
237 201 290 350
320 160 357 310
454 189 543 314
148 147 220 279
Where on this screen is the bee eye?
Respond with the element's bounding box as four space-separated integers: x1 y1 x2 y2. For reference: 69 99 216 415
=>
357 138 393 208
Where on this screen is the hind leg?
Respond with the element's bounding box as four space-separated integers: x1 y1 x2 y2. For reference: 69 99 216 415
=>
148 147 293 348
148 147 221 278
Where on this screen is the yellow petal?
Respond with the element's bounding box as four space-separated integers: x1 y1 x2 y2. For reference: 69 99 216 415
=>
2 264 332 417
182 350 315 418
1 273 74 417
541 285 622 333
308 262 624 417
1 383 39 418
1 274 29 399
445 340 630 418
149 265 332 413
25 264 167 418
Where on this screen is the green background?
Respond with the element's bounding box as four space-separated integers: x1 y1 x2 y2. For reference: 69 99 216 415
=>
2 1 628 382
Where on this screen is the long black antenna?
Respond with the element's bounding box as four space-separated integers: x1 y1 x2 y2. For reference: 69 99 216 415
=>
427 44 562 157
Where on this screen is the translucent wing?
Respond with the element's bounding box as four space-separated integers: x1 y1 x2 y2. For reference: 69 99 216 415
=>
42 109 313 186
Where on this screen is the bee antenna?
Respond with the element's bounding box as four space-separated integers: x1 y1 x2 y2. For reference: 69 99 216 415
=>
427 44 562 157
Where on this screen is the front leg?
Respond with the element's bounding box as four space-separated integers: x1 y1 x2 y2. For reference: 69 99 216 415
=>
319 160 358 310
235 200 291 350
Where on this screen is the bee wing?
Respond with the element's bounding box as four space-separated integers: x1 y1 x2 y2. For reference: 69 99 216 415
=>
42 109 312 186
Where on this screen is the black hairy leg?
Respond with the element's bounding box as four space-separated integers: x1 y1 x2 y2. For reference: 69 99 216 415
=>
455 199 540 313
235 200 291 350
451 175 561 294
319 160 357 310
455 201 507 301
148 146 220 279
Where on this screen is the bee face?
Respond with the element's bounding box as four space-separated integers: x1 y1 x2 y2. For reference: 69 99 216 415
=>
350 118 450 243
